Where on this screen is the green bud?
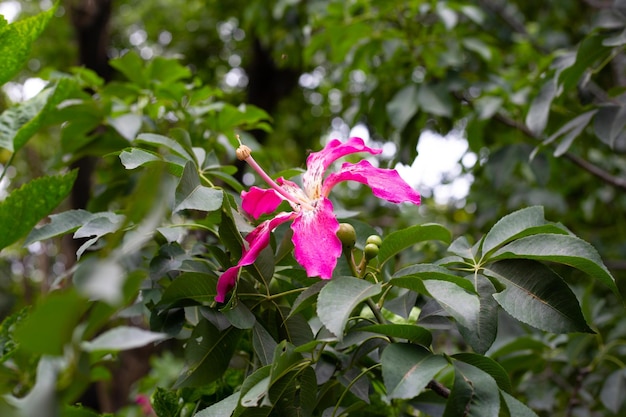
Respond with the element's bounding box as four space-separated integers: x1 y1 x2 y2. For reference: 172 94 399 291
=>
366 235 383 247
337 223 357 248
364 243 379 260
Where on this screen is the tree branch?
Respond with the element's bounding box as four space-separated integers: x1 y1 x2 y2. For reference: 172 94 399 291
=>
427 379 451 398
491 112 626 191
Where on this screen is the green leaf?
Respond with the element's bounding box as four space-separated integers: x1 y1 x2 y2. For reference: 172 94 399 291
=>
175 161 224 212
490 233 619 297
223 301 256 330
158 272 218 309
543 109 597 156
422 277 497 353
484 259 593 333
386 84 419 131
195 392 240 417
500 392 539 417
443 361 500 417
119 147 162 169
135 132 194 160
81 326 168 352
0 78 76 152
109 51 146 87
0 170 77 251
452 353 512 393
390 264 476 294
525 80 556 136
15 289 86 355
0 2 58 85
24 209 93 245
357 323 433 346
317 276 382 340
417 84 453 117
381 343 448 400
559 34 611 92
174 319 242 387
239 365 271 409
482 206 560 256
0 308 28 363
252 322 278 366
593 94 626 148
600 369 626 413
269 366 316 417
269 341 306 386
108 113 142 141
379 223 452 266
152 387 179 417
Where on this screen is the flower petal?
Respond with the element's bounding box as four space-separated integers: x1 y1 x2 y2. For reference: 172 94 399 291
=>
215 212 295 302
242 186 284 219
323 159 421 205
291 198 341 279
302 137 382 199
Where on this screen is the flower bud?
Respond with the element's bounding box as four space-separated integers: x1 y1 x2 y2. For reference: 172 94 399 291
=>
337 223 356 249
364 243 379 260
366 235 382 247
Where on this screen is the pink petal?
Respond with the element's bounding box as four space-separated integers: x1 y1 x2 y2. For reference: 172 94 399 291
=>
215 212 295 302
323 159 421 205
242 186 284 219
302 137 382 199
291 198 341 279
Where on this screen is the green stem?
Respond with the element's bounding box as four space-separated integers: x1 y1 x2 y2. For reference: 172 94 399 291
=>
0 153 15 183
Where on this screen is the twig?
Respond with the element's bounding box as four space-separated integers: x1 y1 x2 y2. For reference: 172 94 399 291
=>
427 379 451 398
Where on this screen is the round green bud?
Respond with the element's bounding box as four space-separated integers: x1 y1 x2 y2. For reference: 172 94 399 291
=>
364 243 380 260
366 235 383 247
337 223 357 248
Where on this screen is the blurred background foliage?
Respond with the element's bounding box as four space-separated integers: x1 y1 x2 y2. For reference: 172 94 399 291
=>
2 0 626 415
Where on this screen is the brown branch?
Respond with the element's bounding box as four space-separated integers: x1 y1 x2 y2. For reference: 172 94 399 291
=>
427 379 451 398
491 112 626 191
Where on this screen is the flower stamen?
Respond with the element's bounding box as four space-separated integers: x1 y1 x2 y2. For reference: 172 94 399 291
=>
236 143 315 211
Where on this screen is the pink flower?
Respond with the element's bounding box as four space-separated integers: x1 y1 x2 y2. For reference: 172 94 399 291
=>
215 137 420 302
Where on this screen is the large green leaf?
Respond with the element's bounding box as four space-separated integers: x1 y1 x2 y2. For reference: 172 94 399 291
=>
390 263 476 294
317 276 382 340
252 322 278 367
482 206 544 255
14 289 86 355
443 361 500 417
484 260 592 333
0 170 77 251
378 223 452 267
525 80 556 136
0 2 57 85
381 343 448 400
174 319 242 387
195 392 240 417
422 278 497 353
174 161 224 213
490 234 619 297
0 78 76 152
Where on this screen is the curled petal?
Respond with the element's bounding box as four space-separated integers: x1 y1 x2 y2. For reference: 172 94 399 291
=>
242 186 284 219
215 212 295 302
323 159 421 205
303 137 382 199
291 198 341 279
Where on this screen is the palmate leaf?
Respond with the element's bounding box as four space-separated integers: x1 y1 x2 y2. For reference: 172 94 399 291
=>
0 170 77 251
490 233 619 298
174 319 242 388
381 343 448 400
484 259 592 333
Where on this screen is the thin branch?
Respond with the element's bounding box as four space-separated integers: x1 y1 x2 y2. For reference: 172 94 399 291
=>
427 379 451 398
492 112 626 191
